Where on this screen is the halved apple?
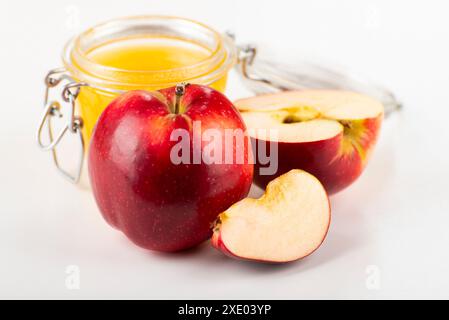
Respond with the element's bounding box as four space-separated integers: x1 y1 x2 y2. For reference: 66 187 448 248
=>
235 90 384 194
212 170 330 263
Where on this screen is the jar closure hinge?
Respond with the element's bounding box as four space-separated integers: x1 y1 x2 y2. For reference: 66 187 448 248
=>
36 68 85 184
236 44 289 91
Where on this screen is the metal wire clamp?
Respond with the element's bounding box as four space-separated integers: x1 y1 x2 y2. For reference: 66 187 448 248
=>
36 68 85 183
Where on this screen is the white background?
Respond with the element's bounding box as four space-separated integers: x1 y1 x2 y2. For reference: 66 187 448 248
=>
1 0 448 299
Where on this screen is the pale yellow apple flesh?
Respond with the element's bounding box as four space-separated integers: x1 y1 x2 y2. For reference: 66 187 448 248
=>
237 90 383 143
212 170 331 263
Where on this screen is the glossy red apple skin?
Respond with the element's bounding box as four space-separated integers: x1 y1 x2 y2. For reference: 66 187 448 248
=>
211 232 236 259
88 85 253 252
251 116 382 194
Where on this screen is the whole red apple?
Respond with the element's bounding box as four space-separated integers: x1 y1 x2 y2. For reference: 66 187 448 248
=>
88 84 253 252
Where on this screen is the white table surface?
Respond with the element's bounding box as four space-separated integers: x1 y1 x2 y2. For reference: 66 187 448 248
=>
1 0 448 299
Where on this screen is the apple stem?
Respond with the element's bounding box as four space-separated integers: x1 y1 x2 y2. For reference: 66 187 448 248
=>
174 83 187 114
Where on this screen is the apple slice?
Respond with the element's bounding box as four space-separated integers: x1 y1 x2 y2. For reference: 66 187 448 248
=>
235 90 384 194
212 170 331 263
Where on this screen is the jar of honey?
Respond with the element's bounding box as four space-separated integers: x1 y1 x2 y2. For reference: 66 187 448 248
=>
37 16 237 182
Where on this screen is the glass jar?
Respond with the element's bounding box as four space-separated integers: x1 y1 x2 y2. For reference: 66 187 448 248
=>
66 16 236 144
38 16 237 182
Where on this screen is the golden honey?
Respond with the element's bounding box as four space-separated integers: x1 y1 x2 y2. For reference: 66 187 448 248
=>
63 16 236 143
